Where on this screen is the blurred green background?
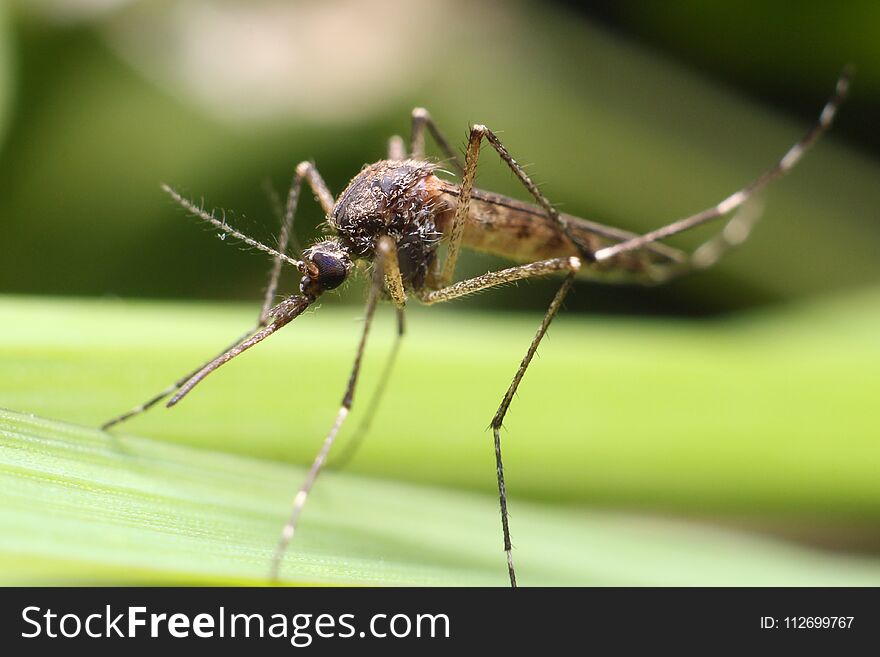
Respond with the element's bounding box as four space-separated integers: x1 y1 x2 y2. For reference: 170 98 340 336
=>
2 0 879 313
1 0 879 584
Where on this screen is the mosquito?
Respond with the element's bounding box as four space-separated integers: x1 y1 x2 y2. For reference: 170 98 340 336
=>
101 70 850 587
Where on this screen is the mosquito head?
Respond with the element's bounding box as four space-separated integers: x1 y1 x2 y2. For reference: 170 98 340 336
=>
299 239 353 299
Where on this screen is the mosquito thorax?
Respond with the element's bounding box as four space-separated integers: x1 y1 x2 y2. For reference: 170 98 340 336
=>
330 159 445 289
299 240 352 299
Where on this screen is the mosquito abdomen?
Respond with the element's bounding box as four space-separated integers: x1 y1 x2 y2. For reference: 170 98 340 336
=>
429 182 685 281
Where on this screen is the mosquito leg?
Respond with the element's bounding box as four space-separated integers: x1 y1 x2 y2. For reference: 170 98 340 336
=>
261 178 304 261
376 235 407 308
258 181 299 323
641 199 764 284
436 126 482 286
388 135 406 161
437 124 593 287
417 256 581 587
269 246 393 581
595 68 851 263
164 166 329 327
490 271 577 587
410 107 464 171
329 236 406 469
330 306 405 470
420 256 581 305
260 162 335 324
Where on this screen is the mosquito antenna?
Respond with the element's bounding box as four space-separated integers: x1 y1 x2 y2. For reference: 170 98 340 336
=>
594 67 852 262
162 184 304 268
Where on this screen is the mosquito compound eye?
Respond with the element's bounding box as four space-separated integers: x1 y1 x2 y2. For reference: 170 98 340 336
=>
311 252 348 290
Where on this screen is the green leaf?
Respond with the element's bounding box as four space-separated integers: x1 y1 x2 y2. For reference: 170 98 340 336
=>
3 408 880 586
2 293 879 517
1 292 880 584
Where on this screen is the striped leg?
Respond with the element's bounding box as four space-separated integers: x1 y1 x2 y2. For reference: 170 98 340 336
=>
595 69 851 264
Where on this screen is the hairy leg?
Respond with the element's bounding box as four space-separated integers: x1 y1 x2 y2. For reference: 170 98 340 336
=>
437 124 595 288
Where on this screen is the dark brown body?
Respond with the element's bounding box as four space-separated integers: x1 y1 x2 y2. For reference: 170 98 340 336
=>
331 159 685 289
